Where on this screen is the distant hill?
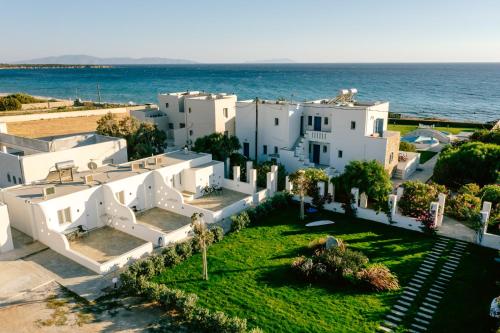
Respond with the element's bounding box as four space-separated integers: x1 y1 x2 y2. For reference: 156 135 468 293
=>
245 58 295 64
12 54 198 65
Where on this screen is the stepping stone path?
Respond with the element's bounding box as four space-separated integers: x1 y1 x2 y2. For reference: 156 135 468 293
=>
378 238 468 332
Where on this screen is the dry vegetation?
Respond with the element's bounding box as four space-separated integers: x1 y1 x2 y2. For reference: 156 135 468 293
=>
6 114 127 138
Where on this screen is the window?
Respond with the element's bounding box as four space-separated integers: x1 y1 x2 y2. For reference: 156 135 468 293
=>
7 174 10 182
189 130 193 136
165 103 169 108
180 123 186 128
389 152 394 163
18 177 21 184
263 145 268 155
180 106 185 113
188 107 191 113
308 116 313 126
350 121 356 130
338 150 343 158
274 146 278 154
223 108 228 118
324 117 329 125
13 177 17 184
57 207 72 225
168 123 174 129
323 145 327 153
274 118 279 126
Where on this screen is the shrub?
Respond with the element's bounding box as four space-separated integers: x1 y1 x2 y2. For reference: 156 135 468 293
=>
481 184 500 206
319 246 369 278
446 193 481 222
356 264 400 291
162 246 181 267
175 241 193 260
256 161 288 191
398 181 446 217
399 141 417 152
470 129 500 145
458 183 481 196
417 211 438 234
0 96 22 111
211 225 224 243
433 142 500 188
231 211 251 233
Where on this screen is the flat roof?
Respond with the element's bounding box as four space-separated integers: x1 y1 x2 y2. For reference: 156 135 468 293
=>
3 150 209 203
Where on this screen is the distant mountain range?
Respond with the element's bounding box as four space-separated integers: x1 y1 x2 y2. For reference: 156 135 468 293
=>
10 55 296 65
12 54 198 65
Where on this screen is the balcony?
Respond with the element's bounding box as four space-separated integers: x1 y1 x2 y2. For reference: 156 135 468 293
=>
305 130 333 143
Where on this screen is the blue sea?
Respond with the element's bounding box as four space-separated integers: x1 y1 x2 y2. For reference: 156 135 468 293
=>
1 63 499 122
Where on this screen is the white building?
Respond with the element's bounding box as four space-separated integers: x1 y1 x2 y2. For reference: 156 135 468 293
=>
236 90 400 175
155 91 237 147
0 150 273 274
0 123 128 188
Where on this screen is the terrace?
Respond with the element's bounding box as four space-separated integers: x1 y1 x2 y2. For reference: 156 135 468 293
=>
186 188 251 211
68 227 147 264
136 208 192 234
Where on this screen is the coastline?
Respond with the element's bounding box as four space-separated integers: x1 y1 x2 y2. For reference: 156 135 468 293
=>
0 64 112 69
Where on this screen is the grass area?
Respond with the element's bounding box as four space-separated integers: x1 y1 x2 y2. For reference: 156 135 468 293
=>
418 150 438 164
155 208 437 332
6 114 127 138
388 124 477 136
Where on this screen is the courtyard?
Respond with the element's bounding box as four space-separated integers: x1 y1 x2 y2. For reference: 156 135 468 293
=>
153 208 499 332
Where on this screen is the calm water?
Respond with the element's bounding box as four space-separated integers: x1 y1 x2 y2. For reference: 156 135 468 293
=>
1 63 499 122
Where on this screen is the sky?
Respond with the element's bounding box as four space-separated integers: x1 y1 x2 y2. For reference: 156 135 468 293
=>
1 0 499 63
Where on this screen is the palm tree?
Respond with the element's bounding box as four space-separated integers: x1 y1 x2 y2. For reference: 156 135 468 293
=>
191 212 209 280
289 169 308 220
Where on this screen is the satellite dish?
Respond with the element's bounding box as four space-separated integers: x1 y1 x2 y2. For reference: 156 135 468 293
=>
88 161 98 171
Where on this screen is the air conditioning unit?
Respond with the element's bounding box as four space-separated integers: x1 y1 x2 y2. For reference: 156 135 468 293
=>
84 174 94 185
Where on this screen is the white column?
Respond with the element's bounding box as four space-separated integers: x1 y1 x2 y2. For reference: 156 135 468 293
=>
482 201 492 215
396 187 404 201
437 193 446 226
266 172 274 196
388 194 397 216
246 161 253 183
0 122 7 153
351 187 359 207
225 157 230 178
248 168 257 192
318 181 325 197
285 176 292 192
271 165 278 193
359 192 368 209
233 166 241 182
430 202 439 226
481 211 490 235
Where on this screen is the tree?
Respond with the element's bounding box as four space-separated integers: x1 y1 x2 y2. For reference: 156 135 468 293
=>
256 161 288 191
399 141 417 152
433 142 500 188
289 170 308 220
192 133 241 162
191 212 209 280
96 113 167 160
398 181 447 217
332 160 392 212
469 129 500 145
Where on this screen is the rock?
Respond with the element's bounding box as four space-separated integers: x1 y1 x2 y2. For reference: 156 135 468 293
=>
325 236 340 249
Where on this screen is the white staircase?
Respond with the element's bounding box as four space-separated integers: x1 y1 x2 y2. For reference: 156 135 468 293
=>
290 136 315 168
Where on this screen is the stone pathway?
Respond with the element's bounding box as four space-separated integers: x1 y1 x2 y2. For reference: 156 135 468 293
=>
378 237 469 332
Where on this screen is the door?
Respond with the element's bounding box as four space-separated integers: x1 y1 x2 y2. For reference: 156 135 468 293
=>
300 116 304 136
312 144 320 164
374 118 384 136
314 116 322 131
243 142 250 158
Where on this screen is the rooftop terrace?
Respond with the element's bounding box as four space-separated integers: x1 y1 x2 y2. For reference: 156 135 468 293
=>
3 150 209 202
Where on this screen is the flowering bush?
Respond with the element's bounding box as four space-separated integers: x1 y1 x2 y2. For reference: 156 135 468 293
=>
446 192 481 222
356 264 400 291
417 211 438 234
398 181 447 217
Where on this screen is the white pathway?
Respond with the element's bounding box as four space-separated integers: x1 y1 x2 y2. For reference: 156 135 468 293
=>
378 237 469 332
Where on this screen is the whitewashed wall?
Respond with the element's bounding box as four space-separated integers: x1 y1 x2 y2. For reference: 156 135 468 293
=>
0 203 14 253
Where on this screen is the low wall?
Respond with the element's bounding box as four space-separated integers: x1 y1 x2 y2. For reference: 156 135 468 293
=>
0 105 146 123
21 100 74 111
481 233 500 250
222 178 255 195
0 203 14 253
99 242 153 274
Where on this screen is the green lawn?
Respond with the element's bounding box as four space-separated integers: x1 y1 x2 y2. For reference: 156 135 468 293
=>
418 150 438 164
388 124 477 136
154 208 499 332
